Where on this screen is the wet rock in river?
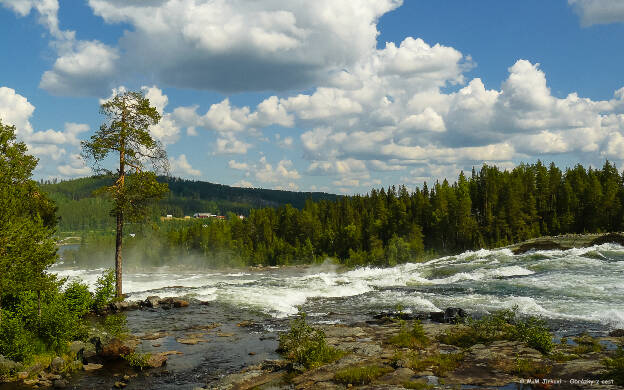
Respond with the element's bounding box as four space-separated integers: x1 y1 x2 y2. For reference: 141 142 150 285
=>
609 328 624 337
143 296 161 308
109 300 140 312
160 297 190 309
146 353 168 368
83 363 103 371
99 338 139 359
429 307 466 323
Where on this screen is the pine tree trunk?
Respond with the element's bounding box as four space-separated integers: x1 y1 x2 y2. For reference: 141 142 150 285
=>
38 290 41 317
115 210 123 299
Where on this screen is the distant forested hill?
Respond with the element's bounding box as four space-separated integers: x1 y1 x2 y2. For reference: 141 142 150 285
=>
40 175 340 232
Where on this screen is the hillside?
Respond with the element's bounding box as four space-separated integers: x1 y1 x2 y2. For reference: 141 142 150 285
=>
40 175 340 232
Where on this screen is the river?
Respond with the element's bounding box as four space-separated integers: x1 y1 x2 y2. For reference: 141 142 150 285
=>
23 243 624 389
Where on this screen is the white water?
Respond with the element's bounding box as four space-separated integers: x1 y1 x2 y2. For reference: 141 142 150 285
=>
52 243 624 329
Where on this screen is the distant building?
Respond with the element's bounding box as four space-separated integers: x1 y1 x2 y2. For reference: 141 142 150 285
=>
238 215 244 219
193 213 214 218
166 214 173 219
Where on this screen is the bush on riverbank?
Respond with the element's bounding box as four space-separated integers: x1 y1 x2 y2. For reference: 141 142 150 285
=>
389 320 429 348
278 312 343 369
93 269 116 312
603 346 624 385
0 269 117 365
438 308 554 354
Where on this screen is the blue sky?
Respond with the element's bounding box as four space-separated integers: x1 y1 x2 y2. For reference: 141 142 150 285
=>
1 0 623 194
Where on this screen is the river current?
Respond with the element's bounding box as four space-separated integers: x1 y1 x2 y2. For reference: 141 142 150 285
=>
29 243 622 389
54 243 624 332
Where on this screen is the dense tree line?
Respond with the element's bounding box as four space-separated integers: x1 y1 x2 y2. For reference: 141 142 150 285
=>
66 161 624 268
1 120 115 365
41 176 340 231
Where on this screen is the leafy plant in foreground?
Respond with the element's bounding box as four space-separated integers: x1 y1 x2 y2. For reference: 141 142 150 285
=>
278 311 343 369
437 308 554 354
603 346 624 385
389 320 429 348
93 269 116 312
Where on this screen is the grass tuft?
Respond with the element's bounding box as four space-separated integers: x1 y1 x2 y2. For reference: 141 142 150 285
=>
333 365 392 385
572 333 603 355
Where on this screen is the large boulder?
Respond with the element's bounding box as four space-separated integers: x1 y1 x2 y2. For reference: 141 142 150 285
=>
146 353 168 368
99 338 140 359
109 301 140 313
50 357 65 373
609 329 624 337
143 296 161 308
430 307 466 323
159 297 190 309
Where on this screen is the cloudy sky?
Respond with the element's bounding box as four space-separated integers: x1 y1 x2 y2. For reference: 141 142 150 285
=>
1 0 624 194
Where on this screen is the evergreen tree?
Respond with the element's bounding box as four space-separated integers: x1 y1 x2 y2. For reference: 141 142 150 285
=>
0 120 58 322
81 91 169 297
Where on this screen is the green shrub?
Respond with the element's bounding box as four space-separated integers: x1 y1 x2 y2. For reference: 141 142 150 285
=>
437 308 554 354
389 320 429 349
278 311 343 369
93 269 116 311
102 313 129 339
122 352 152 370
0 311 35 362
603 346 624 385
334 365 392 385
512 316 554 354
63 280 93 317
36 297 81 353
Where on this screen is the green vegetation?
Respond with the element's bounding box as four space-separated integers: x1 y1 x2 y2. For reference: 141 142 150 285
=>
101 313 129 339
43 175 340 232
122 352 152 370
48 160 624 268
438 308 554 354
409 352 464 376
82 90 169 297
0 121 114 365
403 381 434 390
92 269 116 312
389 320 429 349
603 346 624 385
333 365 392 385
514 357 552 377
278 312 344 369
572 333 604 355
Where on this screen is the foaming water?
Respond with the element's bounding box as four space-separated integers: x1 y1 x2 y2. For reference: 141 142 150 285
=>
52 243 624 329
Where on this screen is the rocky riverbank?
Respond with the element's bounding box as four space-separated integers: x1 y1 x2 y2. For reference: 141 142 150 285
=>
203 316 624 390
508 232 624 254
1 298 623 389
